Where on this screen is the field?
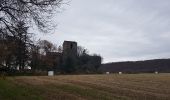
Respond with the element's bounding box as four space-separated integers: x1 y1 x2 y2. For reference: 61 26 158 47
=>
0 74 170 100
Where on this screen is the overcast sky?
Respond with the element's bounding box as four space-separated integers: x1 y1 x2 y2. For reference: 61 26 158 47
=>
38 0 170 63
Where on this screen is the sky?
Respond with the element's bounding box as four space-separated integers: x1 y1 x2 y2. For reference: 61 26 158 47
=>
38 0 170 63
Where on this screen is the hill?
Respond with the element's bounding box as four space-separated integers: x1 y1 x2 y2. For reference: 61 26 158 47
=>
99 59 170 73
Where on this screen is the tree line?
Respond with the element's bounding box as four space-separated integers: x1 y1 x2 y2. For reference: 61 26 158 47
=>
100 59 170 73
0 21 102 74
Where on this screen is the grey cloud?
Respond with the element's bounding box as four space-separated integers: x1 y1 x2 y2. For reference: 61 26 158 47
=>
38 0 170 63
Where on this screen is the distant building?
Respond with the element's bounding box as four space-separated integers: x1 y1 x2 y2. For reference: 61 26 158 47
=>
46 52 62 70
46 41 78 70
63 41 77 57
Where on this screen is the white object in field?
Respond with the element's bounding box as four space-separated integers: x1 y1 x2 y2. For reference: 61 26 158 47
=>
106 72 110 74
48 71 54 76
24 66 31 70
119 72 122 74
17 66 19 70
155 71 158 74
27 66 31 70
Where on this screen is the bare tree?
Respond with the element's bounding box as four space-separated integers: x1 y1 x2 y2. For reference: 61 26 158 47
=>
77 46 88 56
0 0 64 33
57 45 63 53
0 21 32 70
13 21 32 70
37 40 57 55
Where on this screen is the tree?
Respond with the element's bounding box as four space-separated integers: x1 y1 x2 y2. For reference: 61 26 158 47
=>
89 54 102 72
0 0 65 73
13 21 32 70
30 45 40 70
0 21 32 70
77 54 102 73
0 0 64 34
34 40 58 70
62 55 77 73
76 46 102 73
37 40 57 55
57 45 63 53
0 37 17 69
77 46 88 56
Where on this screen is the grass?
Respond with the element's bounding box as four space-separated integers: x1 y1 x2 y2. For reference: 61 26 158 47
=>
0 78 43 100
0 74 170 100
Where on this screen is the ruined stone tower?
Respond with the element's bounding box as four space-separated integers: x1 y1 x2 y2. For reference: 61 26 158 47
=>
45 41 78 71
63 41 77 57
62 41 78 72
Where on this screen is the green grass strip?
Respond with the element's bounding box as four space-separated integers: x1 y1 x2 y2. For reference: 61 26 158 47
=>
0 79 43 100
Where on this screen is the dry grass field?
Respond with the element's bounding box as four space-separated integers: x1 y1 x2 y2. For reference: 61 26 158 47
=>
1 74 170 100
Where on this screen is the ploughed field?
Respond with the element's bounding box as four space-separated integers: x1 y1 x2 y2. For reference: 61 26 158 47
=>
0 74 170 100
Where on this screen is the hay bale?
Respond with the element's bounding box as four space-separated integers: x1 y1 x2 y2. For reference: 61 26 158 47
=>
48 71 54 76
155 71 158 74
119 72 122 75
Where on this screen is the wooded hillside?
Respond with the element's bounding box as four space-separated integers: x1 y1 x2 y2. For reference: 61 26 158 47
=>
99 59 170 73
